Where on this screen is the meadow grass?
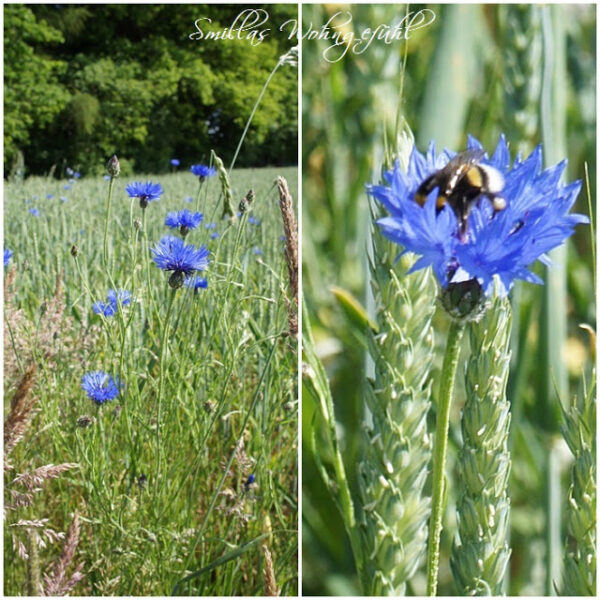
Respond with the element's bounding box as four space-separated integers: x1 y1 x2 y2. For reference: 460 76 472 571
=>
4 165 298 596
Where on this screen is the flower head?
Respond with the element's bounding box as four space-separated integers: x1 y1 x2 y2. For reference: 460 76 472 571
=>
107 289 132 307
190 164 216 180
92 289 132 317
92 300 117 317
368 135 588 300
29 208 40 217
151 235 210 289
170 158 180 167
4 248 13 267
126 181 164 209
184 275 208 290
165 209 204 237
81 371 121 404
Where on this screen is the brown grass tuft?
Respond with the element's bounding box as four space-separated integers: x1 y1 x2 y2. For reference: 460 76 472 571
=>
4 363 38 468
43 512 85 596
4 271 100 382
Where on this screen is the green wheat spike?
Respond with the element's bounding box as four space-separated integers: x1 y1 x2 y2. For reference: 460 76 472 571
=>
358 204 437 595
498 4 543 154
560 375 596 596
211 151 236 220
450 294 512 595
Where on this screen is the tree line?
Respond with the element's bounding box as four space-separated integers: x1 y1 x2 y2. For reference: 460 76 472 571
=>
4 4 298 177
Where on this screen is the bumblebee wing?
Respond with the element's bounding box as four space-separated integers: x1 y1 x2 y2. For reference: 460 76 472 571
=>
443 148 486 171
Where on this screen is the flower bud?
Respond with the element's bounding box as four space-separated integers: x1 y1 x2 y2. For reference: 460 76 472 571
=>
77 415 93 428
168 270 185 289
107 155 120 178
70 244 79 258
439 278 488 323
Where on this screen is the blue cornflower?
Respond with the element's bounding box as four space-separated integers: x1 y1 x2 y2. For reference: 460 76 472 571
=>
170 158 180 167
63 184 71 190
253 246 263 255
151 235 210 289
210 232 219 239
190 164 216 180
205 222 216 230
184 196 193 203
368 135 588 300
248 216 261 226
184 275 208 290
46 194 54 199
60 196 68 203
74 172 81 179
29 208 40 217
92 289 132 317
107 289 132 307
243 473 256 493
125 181 164 209
92 300 117 317
81 371 121 404
4 248 13 267
165 209 204 237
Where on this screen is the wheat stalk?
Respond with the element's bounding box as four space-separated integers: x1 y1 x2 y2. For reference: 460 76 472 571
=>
358 213 436 594
450 294 512 595
560 374 596 595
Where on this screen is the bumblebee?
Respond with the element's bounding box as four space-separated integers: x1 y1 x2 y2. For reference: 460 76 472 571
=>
414 149 506 239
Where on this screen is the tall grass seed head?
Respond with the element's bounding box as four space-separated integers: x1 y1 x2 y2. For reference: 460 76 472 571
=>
125 181 164 209
368 135 588 317
107 154 120 177
151 235 209 289
165 209 203 237
190 163 216 181
81 371 121 405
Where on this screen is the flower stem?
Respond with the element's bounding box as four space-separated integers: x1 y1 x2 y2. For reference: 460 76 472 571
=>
426 320 465 596
154 288 177 502
103 176 115 271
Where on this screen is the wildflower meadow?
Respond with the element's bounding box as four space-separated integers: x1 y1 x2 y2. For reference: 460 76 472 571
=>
4 162 298 595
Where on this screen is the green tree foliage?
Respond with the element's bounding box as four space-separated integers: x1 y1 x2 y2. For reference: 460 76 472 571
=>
4 4 298 175
4 5 70 172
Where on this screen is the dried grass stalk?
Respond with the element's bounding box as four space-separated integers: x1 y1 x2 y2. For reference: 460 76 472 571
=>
262 543 279 596
276 176 298 337
4 363 38 466
43 513 85 596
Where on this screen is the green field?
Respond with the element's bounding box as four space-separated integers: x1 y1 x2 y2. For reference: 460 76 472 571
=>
4 165 298 596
